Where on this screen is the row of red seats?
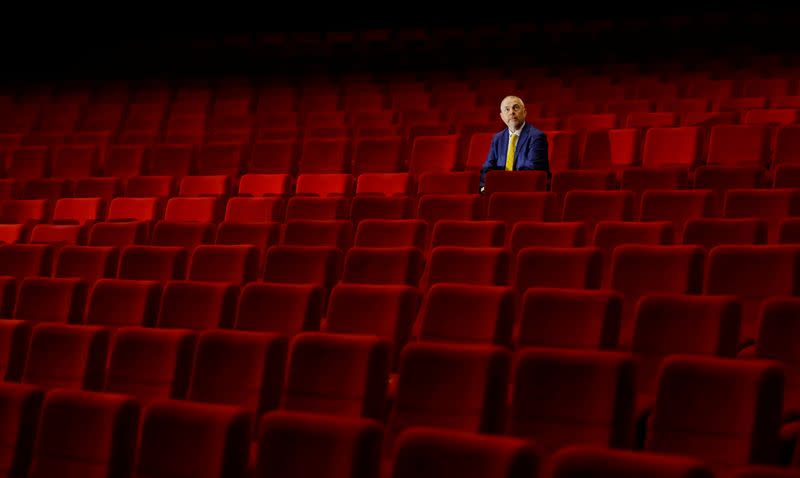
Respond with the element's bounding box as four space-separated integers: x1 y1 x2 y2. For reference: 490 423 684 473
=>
0 325 792 475
0 241 796 342
5 123 800 182
1 188 798 246
6 96 800 135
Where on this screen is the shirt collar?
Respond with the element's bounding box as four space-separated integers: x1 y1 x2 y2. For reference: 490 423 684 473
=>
508 124 524 136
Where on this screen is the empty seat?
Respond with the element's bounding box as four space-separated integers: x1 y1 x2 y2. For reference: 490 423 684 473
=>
745 109 800 126
147 144 195 177
355 173 414 196
134 400 250 478
518 288 622 350
707 125 771 167
107 197 160 222
264 245 341 292
282 220 353 251
724 189 800 243
86 279 161 327
683 218 768 249
257 411 382 478
14 277 87 324
385 343 511 453
188 244 259 285
426 247 509 288
52 198 103 226
215 223 279 269
234 282 323 334
157 281 238 330
693 166 767 214
562 191 636 239
0 244 53 282
164 197 222 223
28 389 138 478
418 284 515 347
327 284 420 366
118 246 188 281
350 196 414 224
0 383 44 477
125 176 176 198
88 222 149 248
19 179 72 202
408 135 459 175
550 446 713 478
551 171 617 209
483 170 548 197
781 218 800 244
8 147 50 180
705 245 800 342
23 324 109 391
417 172 479 196
238 174 292 197
510 222 587 254
645 356 783 471
640 190 716 240
54 245 118 284
104 327 195 403
281 333 390 420
619 167 690 215
431 220 504 248
29 224 83 246
391 428 539 478
352 136 404 174
187 330 287 414
510 348 635 456
152 221 214 249
51 144 100 179
342 247 424 286
0 320 32 380
515 247 602 292
611 245 705 346
298 138 351 173
487 192 558 230
285 197 350 221
249 140 298 174
642 127 703 168
105 146 145 179
353 219 426 250
225 197 284 223
774 125 800 166
179 175 231 198
753 298 800 421
593 221 674 285
195 143 245 176
632 294 741 402
417 194 481 226
295 174 354 197
0 224 25 244
0 199 50 225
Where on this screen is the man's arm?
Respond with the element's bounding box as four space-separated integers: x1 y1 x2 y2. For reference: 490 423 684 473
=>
520 131 550 177
532 131 550 175
479 136 499 191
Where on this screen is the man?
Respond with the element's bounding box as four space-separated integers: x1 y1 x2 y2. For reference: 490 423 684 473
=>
479 95 550 192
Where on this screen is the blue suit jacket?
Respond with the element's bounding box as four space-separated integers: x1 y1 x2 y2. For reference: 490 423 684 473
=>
479 122 550 189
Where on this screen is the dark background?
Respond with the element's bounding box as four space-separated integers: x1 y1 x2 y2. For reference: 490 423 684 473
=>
2 7 799 83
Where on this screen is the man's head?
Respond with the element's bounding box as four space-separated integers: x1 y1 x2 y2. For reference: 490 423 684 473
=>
500 95 527 131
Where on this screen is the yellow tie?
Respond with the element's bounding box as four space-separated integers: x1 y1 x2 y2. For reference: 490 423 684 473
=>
505 133 518 171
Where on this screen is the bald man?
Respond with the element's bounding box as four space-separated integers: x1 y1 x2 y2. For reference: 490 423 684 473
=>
479 95 550 192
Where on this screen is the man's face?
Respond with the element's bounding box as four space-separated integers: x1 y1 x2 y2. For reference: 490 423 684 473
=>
500 97 526 130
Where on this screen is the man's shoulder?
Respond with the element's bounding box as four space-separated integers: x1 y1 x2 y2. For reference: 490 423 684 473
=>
525 123 546 138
